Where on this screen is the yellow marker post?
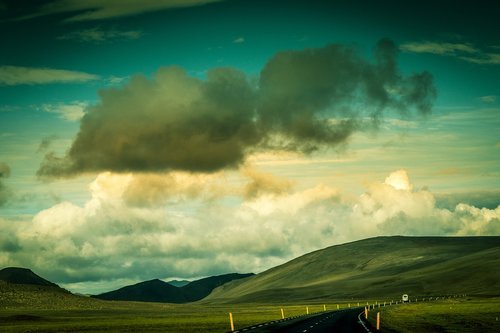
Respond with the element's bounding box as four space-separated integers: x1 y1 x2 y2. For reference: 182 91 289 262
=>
281 308 285 319
229 312 234 332
376 312 380 330
306 306 309 315
364 307 368 319
348 303 351 308
337 304 339 310
323 304 326 311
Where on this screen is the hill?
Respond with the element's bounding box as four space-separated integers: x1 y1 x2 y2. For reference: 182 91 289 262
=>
0 268 107 310
93 273 254 303
0 267 59 287
94 279 186 303
204 236 500 303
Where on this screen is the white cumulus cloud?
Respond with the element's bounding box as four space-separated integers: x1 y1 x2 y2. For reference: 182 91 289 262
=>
0 169 498 293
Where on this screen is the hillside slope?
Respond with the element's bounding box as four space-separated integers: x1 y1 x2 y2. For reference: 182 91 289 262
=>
205 236 500 303
0 268 107 310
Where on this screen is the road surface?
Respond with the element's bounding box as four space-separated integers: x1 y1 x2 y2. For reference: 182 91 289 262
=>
229 307 373 333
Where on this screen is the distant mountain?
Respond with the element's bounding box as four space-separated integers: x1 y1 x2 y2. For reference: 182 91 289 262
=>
93 273 254 303
204 236 500 303
94 279 186 303
166 279 190 287
0 267 59 287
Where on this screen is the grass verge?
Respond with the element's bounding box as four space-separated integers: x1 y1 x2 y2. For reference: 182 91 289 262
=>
366 297 500 332
0 302 350 332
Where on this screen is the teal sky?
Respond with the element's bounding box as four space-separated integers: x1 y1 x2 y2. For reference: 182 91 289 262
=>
0 0 499 294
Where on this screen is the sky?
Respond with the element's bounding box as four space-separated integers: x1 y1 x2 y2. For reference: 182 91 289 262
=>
0 0 499 294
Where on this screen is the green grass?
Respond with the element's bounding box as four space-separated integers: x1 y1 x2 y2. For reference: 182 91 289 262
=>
0 280 375 332
366 297 500 332
3 294 500 332
0 301 354 332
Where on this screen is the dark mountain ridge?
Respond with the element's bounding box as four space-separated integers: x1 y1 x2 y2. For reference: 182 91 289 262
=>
0 267 59 287
93 272 254 303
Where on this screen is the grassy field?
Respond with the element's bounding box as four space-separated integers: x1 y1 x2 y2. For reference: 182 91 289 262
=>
2 296 500 332
0 300 351 332
0 280 369 332
366 297 500 332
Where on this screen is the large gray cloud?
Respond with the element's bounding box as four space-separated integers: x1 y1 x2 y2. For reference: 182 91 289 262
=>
257 39 435 151
38 39 436 178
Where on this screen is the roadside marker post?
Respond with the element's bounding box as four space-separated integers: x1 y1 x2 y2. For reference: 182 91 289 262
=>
376 312 380 330
306 306 309 315
323 304 326 311
364 307 368 319
281 308 285 319
229 312 234 332
337 304 339 310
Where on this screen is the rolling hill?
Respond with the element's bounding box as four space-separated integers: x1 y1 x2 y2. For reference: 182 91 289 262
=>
204 236 500 303
93 273 254 303
0 267 107 310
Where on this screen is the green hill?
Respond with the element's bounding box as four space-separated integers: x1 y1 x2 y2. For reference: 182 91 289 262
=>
204 236 500 303
0 268 105 310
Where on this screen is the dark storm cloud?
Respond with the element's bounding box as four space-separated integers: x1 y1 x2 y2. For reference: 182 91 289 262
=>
0 162 12 206
38 66 258 176
257 39 435 150
38 39 436 178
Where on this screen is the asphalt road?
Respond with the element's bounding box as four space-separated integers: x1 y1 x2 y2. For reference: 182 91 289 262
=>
230 307 373 333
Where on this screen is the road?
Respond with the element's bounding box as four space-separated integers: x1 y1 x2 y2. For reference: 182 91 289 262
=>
230 307 373 333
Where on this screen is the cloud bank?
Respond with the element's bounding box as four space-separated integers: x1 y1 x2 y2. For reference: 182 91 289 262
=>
0 163 11 206
58 27 142 43
401 41 500 65
38 39 436 178
1 169 498 291
0 66 99 86
40 101 88 121
14 0 223 22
